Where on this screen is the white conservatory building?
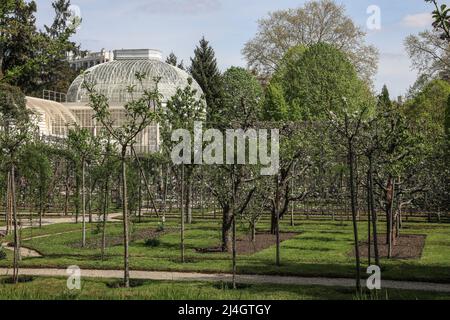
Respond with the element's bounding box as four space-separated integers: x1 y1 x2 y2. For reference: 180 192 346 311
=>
27 49 203 153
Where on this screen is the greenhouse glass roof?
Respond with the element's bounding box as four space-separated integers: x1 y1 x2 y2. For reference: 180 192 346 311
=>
67 52 203 105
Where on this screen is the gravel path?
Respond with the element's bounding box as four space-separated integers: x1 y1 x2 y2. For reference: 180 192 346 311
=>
0 213 123 258
0 267 449 293
0 213 123 233
0 244 41 258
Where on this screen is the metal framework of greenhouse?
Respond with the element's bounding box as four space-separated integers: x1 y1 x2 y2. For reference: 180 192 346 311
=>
26 49 203 155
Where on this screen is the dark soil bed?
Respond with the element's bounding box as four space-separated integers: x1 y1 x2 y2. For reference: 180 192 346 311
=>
70 228 175 249
1 275 34 284
357 234 426 260
196 232 299 255
106 279 145 288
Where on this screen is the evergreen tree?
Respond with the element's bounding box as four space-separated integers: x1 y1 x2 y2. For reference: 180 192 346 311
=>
378 84 392 109
189 37 223 125
166 52 178 66
166 52 185 70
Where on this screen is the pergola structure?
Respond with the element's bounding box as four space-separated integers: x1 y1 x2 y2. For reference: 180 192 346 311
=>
26 49 204 153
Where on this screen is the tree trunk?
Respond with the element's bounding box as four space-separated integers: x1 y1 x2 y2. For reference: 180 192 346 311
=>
275 176 281 266
251 222 256 243
138 175 142 223
290 175 295 226
232 213 237 289
387 177 395 258
270 212 276 234
121 150 130 287
348 139 361 292
386 177 393 244
185 173 192 224
5 171 11 235
101 178 109 260
180 165 185 263
64 163 69 216
88 171 92 223
367 169 371 266
81 160 86 248
162 164 169 221
221 204 232 252
75 173 80 224
368 156 380 266
200 175 204 219
11 166 20 283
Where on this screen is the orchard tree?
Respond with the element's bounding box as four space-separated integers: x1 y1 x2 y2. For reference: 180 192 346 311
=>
68 125 99 247
161 78 205 260
17 143 52 229
0 83 35 283
90 134 118 259
84 72 162 288
204 67 263 254
329 97 372 293
166 79 205 225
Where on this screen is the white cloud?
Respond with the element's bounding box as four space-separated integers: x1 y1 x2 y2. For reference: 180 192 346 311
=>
401 12 433 28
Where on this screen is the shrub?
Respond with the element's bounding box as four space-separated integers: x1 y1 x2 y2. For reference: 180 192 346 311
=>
92 222 102 235
0 249 6 260
144 237 161 247
107 279 145 288
156 222 165 232
1 275 34 284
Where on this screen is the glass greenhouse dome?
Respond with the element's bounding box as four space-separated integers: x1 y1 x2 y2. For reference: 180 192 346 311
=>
66 49 203 105
26 49 204 153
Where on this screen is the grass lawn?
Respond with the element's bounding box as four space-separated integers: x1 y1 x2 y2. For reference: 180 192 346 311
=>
1 217 449 283
1 276 449 300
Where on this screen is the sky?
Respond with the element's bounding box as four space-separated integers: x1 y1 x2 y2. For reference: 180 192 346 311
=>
34 0 435 98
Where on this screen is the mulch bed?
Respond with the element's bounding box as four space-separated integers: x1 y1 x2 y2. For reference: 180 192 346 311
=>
356 234 426 260
196 232 299 255
70 228 175 249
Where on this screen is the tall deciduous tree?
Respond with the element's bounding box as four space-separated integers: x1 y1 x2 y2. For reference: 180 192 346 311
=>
39 0 80 94
404 30 450 80
0 0 80 94
0 0 39 90
264 43 369 121
242 0 378 83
